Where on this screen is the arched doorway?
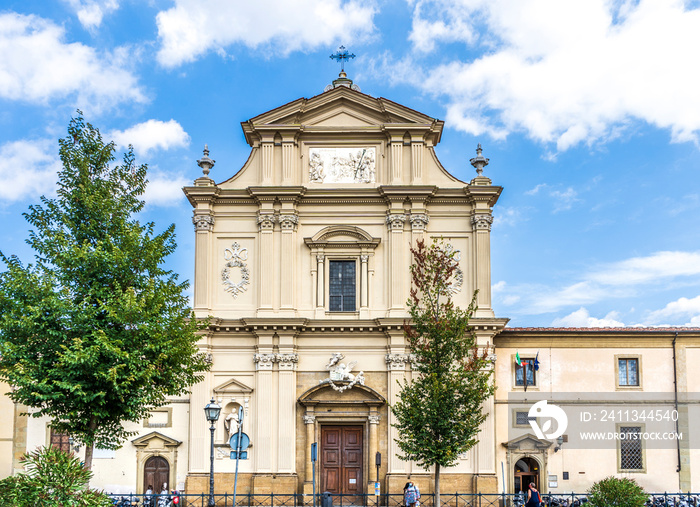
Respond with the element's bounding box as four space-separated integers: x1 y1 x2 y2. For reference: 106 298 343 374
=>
514 457 540 495
144 456 170 493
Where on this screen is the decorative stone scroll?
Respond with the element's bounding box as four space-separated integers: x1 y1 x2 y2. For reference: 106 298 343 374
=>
471 213 494 231
192 213 215 232
309 147 376 184
368 414 380 425
303 414 316 424
221 242 250 299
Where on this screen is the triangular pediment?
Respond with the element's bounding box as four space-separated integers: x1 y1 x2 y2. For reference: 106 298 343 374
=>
242 86 443 146
213 378 254 395
132 431 181 448
503 433 552 451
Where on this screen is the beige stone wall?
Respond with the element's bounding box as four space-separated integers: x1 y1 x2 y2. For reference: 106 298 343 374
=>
0 383 15 479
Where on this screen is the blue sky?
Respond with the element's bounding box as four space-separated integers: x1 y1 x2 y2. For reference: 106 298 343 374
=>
1 0 700 328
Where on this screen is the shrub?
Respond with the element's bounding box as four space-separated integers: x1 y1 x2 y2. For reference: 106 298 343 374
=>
0 446 112 507
587 476 647 507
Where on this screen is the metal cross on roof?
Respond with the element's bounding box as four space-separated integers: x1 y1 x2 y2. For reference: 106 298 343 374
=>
330 45 356 71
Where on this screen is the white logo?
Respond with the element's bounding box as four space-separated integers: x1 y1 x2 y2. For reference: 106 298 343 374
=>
528 400 568 440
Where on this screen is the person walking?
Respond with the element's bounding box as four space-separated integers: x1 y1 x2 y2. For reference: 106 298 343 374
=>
404 481 421 507
526 482 541 507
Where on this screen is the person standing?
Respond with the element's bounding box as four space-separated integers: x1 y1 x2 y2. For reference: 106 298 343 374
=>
404 481 421 507
526 482 541 507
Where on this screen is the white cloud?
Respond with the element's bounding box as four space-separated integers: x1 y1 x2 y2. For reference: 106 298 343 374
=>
64 0 120 29
156 0 378 67
525 183 581 212
110 120 191 157
645 295 700 325
143 170 190 208
404 0 700 151
0 12 145 108
552 307 626 328
497 250 700 315
589 251 700 286
0 140 60 203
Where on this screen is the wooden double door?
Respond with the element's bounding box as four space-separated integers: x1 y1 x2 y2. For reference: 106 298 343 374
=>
321 426 363 496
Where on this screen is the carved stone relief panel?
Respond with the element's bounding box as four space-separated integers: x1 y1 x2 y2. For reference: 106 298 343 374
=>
309 147 376 183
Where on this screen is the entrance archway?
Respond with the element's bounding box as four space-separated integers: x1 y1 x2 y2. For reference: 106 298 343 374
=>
514 457 540 495
144 456 170 493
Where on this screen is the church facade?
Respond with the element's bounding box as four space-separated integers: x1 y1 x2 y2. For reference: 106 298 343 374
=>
2 73 699 497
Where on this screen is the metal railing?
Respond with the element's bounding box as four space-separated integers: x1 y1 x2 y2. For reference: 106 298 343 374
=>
106 492 700 507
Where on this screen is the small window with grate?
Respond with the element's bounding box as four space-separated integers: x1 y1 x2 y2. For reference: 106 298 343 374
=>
618 358 639 386
619 426 643 470
329 260 356 312
50 428 71 452
515 411 535 426
515 359 536 386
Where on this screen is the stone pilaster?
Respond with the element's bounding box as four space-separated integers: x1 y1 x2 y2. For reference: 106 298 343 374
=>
279 214 298 312
315 254 325 317
386 213 407 316
360 254 369 314
385 352 410 473
276 352 298 473
192 211 214 311
261 141 274 184
411 141 423 183
257 212 276 312
189 346 212 472
390 140 403 184
471 213 495 318
303 412 316 488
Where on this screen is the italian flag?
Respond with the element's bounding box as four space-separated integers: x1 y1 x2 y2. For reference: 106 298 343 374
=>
515 351 524 366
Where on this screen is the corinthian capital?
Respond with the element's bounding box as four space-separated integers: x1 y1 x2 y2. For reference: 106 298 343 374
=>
276 353 299 370
192 213 215 232
409 213 429 231
385 213 406 231
257 213 276 231
254 353 276 370
279 214 299 231
471 213 494 231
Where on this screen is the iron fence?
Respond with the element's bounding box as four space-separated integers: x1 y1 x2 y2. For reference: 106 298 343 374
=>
107 492 700 507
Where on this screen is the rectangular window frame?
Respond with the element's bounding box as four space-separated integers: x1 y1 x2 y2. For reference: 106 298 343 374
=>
617 423 646 473
326 258 358 314
512 408 536 428
615 355 642 390
512 355 538 390
49 428 71 453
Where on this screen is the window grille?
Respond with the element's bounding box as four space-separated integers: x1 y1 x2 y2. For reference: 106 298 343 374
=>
50 429 71 452
620 426 643 470
515 411 534 425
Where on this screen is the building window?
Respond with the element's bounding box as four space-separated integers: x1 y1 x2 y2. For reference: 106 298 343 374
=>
619 426 643 470
515 359 536 386
618 358 639 386
50 429 71 452
329 260 356 312
515 411 535 426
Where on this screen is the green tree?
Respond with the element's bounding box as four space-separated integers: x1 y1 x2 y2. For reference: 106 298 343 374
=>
0 446 112 507
391 239 495 507
0 113 209 471
587 476 647 507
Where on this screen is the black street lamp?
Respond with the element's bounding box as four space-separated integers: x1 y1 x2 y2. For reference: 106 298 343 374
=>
205 398 222 506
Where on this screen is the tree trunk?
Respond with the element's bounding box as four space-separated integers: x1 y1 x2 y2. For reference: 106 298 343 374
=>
84 441 95 473
434 464 441 507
